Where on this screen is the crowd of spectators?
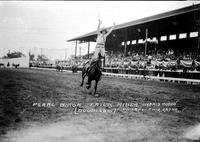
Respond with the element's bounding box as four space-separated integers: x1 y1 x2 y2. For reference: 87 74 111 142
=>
104 50 200 72
31 49 200 72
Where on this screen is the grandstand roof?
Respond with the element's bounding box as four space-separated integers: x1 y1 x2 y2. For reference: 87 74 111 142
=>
67 3 200 43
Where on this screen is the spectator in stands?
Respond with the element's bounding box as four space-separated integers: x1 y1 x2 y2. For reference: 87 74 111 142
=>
196 55 200 62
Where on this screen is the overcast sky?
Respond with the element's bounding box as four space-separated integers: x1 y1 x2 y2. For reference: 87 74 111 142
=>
0 1 199 60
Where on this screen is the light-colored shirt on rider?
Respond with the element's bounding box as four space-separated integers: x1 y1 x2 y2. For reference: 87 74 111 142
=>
93 21 115 59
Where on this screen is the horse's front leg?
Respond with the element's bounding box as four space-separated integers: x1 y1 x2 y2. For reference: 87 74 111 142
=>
80 73 86 86
94 80 98 95
86 77 91 89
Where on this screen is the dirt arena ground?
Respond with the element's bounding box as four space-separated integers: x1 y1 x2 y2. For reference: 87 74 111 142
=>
0 68 200 142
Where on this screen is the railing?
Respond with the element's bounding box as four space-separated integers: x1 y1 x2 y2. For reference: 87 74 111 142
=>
103 67 200 80
30 65 200 84
103 72 200 85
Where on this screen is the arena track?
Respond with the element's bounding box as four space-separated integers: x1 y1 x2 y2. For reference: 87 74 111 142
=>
0 68 200 142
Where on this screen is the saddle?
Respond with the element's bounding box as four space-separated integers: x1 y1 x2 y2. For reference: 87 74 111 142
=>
86 59 102 74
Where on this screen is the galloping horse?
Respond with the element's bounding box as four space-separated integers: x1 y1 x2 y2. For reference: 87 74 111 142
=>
56 65 64 72
80 57 102 95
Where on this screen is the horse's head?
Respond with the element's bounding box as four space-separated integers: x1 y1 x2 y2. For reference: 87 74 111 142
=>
91 60 101 69
98 53 102 60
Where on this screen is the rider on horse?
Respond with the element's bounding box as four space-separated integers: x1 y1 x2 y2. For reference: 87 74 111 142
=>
86 19 115 73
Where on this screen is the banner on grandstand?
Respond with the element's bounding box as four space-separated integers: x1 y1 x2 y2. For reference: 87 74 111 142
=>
194 60 200 67
180 60 193 68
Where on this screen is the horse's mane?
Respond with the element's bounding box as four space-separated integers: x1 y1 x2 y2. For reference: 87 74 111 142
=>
83 60 90 67
92 60 101 68
87 60 101 74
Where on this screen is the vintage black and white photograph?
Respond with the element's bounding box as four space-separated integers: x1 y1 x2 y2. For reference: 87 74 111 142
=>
0 1 200 142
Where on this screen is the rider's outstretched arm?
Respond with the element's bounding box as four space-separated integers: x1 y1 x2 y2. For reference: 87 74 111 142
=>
105 22 116 37
97 19 102 35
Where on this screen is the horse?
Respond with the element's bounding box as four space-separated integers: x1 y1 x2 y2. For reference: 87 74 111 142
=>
0 63 5 68
72 65 78 73
56 65 64 72
80 59 102 96
12 63 19 68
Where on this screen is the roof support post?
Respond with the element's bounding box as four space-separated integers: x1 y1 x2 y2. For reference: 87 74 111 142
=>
155 36 159 54
88 42 90 59
186 32 190 39
124 41 127 57
198 26 200 50
167 35 170 41
124 29 128 57
157 36 160 43
136 39 139 53
75 40 77 59
145 28 148 57
195 12 200 52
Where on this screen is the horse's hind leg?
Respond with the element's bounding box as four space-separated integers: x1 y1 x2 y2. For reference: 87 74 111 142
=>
80 74 86 86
